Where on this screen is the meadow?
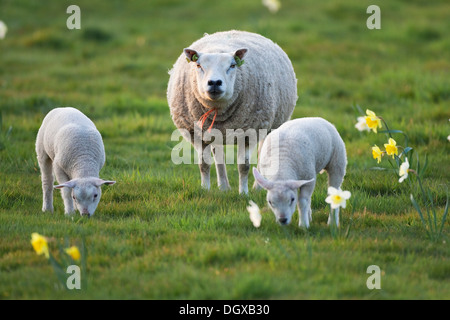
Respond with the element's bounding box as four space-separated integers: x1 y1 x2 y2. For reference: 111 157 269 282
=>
0 0 449 299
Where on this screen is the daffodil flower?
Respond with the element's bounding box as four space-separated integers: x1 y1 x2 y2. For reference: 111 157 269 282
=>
384 138 398 159
262 0 281 13
247 200 262 228
372 145 383 163
399 157 410 183
0 21 7 40
65 246 81 261
365 109 382 133
31 233 49 259
325 187 351 209
355 116 370 132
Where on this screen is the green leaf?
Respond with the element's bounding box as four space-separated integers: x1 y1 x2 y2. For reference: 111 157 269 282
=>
379 129 404 134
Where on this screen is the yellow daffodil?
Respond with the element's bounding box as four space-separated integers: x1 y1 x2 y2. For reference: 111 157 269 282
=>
65 246 81 261
399 157 410 183
372 145 383 163
325 187 351 209
31 233 49 259
365 109 382 133
384 138 398 159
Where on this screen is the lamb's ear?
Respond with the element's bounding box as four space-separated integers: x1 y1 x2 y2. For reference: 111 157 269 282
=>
184 48 200 62
253 167 274 190
54 180 77 189
94 179 116 187
284 178 315 190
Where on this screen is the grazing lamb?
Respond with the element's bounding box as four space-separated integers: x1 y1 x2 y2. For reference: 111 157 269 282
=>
167 30 297 194
36 107 115 217
253 117 347 228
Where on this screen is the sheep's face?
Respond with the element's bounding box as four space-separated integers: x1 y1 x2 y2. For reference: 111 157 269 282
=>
266 186 298 225
54 178 116 217
184 48 247 102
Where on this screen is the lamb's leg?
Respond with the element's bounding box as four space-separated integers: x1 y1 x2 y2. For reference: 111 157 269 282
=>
212 145 230 191
53 164 75 214
37 155 54 213
196 142 212 190
326 163 345 227
252 139 265 190
238 143 251 194
328 207 340 227
297 180 316 228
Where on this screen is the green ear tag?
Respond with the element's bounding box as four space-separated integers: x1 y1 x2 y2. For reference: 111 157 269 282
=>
235 56 245 67
192 54 199 62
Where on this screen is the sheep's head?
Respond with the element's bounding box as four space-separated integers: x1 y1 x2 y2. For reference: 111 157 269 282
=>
54 178 116 217
184 48 247 103
253 168 314 225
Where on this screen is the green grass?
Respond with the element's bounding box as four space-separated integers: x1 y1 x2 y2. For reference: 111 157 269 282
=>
0 0 449 299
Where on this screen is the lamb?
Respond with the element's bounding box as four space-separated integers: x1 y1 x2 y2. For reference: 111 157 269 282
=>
253 117 347 228
167 30 297 194
36 107 115 217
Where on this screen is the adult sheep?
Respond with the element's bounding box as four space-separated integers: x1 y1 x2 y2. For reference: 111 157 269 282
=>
167 30 297 194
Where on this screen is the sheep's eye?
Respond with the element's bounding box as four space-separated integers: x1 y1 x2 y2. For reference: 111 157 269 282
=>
290 197 295 205
196 64 201 69
268 200 272 206
93 194 98 200
230 64 236 69
72 195 76 200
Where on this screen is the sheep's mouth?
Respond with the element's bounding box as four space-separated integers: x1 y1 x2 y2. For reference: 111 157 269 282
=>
207 89 224 100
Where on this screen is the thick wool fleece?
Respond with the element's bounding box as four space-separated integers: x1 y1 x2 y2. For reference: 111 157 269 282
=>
259 117 347 188
167 30 298 139
36 107 105 180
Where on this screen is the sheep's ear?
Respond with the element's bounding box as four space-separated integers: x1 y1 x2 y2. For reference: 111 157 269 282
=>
54 180 77 189
234 48 248 60
253 167 274 190
94 179 116 187
284 178 315 190
234 48 248 66
184 48 200 62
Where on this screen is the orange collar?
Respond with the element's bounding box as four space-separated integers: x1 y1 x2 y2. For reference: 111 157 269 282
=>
197 108 218 132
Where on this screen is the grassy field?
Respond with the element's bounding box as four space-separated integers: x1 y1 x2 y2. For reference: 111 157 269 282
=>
0 0 449 299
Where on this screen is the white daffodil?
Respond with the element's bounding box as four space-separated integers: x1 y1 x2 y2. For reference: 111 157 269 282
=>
355 116 370 132
325 187 351 209
0 21 7 40
262 0 281 13
399 157 410 183
247 200 262 228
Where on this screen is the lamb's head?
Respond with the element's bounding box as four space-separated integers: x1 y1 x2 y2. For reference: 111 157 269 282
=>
54 178 116 217
184 48 247 103
253 168 314 225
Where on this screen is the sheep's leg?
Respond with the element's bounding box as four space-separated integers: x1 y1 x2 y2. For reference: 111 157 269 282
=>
238 143 251 194
196 143 212 190
212 145 230 191
53 165 75 214
37 155 54 213
297 180 316 228
252 139 265 191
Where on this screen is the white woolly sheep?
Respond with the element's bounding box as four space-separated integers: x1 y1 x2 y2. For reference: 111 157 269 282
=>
36 107 115 217
167 30 297 194
253 117 347 228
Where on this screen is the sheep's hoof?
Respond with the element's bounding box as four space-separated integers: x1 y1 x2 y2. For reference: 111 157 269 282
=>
219 184 231 191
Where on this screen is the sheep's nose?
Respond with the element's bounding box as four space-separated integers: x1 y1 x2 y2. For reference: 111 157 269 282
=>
81 211 90 217
208 79 222 87
279 218 288 224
